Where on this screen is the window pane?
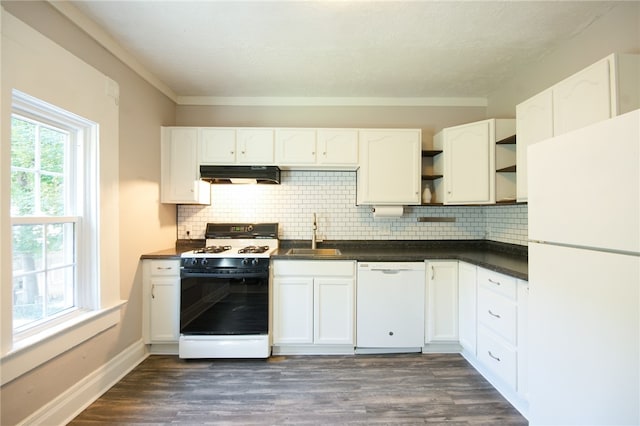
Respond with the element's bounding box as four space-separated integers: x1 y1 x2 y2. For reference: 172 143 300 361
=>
46 266 75 316
13 272 45 329
40 126 66 173
41 174 65 216
11 170 35 216
11 117 35 169
46 223 75 268
12 224 44 272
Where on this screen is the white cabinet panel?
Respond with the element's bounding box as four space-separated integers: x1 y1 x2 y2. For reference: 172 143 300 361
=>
273 277 314 344
478 286 517 345
200 128 237 164
236 128 274 164
477 327 517 390
317 129 359 166
314 278 354 345
275 128 317 165
515 89 553 202
553 58 612 136
425 261 459 343
142 260 180 345
161 127 210 204
357 130 422 205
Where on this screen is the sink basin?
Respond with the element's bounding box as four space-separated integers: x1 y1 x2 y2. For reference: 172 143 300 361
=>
286 248 342 256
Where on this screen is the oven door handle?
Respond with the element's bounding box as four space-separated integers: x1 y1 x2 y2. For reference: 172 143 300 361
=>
180 271 269 279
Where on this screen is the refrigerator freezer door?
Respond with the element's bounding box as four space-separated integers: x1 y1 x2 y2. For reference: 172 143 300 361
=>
528 242 639 425
528 110 639 254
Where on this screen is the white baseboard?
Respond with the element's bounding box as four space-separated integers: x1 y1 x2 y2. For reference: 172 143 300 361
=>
19 340 149 426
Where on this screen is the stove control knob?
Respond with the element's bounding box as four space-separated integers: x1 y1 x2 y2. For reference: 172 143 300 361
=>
201 258 208 265
242 258 250 265
252 259 259 266
190 258 198 266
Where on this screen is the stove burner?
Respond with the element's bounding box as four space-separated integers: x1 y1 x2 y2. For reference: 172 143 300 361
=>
238 245 270 254
194 245 232 254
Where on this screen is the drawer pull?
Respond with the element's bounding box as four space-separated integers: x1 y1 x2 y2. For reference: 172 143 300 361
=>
488 309 501 319
488 351 501 362
151 284 155 299
156 267 173 270
488 278 501 286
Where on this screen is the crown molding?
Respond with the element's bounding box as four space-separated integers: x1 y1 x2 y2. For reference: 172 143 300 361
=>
176 96 488 107
48 1 178 103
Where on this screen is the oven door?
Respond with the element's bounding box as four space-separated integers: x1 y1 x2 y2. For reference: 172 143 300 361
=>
180 269 269 336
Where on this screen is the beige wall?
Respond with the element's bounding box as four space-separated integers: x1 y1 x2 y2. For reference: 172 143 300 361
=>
0 2 176 424
176 105 489 146
487 1 640 117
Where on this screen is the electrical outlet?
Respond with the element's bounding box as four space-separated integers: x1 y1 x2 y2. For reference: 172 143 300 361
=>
185 224 192 237
380 224 391 236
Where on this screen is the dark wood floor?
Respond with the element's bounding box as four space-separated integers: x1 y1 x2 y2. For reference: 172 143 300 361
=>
69 353 528 425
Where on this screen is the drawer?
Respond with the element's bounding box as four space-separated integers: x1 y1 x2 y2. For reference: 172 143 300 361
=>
477 327 517 389
478 268 517 300
478 286 517 345
146 260 180 276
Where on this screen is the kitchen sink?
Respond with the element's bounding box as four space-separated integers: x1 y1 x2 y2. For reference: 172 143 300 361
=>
286 248 342 256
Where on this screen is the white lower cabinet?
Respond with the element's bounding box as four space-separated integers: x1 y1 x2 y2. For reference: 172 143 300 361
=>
469 267 528 417
142 259 180 353
272 260 355 354
424 261 459 348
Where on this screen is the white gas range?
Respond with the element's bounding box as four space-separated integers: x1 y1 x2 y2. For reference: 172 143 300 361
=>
178 223 278 359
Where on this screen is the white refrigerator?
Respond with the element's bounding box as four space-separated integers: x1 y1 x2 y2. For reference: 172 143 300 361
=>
527 110 640 425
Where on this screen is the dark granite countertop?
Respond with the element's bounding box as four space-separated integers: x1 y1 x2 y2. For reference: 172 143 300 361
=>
141 239 528 280
272 240 528 280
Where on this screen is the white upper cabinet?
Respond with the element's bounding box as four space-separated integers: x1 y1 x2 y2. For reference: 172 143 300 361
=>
515 89 553 202
434 119 515 205
553 57 612 136
161 127 210 205
317 129 359 167
516 53 639 202
199 127 274 165
357 129 422 205
275 128 359 169
275 128 317 165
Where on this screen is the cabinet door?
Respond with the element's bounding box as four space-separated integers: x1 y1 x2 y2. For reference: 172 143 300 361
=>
275 129 317 165
273 277 314 344
458 262 477 355
357 130 421 205
515 89 553 202
553 57 612 135
314 277 354 345
317 129 359 166
200 128 236 164
425 261 459 343
161 127 210 204
148 277 180 343
237 128 274 164
443 121 494 204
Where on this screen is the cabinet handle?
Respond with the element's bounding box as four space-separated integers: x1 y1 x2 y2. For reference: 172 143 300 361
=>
431 265 435 280
230 151 235 155
488 351 501 362
151 284 155 299
488 309 501 319
156 267 173 270
322 151 326 155
488 278 501 286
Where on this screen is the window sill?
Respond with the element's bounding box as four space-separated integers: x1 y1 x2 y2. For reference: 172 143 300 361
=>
0 300 127 385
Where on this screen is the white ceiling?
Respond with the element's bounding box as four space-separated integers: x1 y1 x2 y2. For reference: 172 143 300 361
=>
68 1 619 104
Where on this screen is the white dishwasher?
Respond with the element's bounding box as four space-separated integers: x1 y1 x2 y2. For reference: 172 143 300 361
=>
356 262 426 353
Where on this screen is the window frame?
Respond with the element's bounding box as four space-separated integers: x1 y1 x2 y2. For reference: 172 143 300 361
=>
10 90 100 341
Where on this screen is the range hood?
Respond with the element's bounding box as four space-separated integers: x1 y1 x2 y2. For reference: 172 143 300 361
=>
199 165 281 184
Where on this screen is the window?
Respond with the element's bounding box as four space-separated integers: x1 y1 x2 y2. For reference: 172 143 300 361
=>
10 90 98 338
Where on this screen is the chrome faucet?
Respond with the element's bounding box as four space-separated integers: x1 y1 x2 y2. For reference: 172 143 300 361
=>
311 213 317 249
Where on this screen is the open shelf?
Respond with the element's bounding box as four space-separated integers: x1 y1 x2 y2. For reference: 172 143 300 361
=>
422 150 443 157
421 174 443 180
496 165 516 173
496 134 517 145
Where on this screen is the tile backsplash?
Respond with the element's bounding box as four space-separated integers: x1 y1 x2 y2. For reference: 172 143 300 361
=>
178 171 528 245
